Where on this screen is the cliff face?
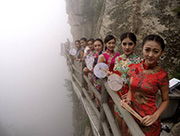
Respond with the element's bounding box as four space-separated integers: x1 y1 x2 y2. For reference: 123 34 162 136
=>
65 0 180 75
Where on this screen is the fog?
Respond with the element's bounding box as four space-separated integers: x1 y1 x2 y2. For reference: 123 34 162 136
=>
0 0 73 136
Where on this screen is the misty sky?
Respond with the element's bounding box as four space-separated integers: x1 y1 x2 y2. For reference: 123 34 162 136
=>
0 0 74 136
0 0 72 43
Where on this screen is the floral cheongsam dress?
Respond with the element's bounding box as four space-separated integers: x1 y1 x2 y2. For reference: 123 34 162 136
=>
86 50 96 77
128 61 168 136
113 54 142 96
93 51 103 92
113 54 142 116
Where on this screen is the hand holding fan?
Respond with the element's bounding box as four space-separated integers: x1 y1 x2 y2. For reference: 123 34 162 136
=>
69 48 77 56
93 63 109 78
85 55 94 71
121 101 143 122
107 73 123 91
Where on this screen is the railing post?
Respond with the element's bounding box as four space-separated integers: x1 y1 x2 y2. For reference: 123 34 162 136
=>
72 57 74 70
99 78 108 135
81 61 86 97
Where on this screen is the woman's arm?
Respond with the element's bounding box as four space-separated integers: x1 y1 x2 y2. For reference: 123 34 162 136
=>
83 67 89 73
126 89 132 101
141 84 169 126
122 69 132 100
154 85 169 118
77 50 84 61
121 89 132 106
97 54 105 63
80 50 84 58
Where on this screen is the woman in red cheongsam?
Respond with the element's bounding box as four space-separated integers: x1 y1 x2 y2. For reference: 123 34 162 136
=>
122 34 169 136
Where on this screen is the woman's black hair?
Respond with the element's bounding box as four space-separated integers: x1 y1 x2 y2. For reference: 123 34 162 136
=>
142 34 165 51
120 32 137 44
94 38 104 46
104 35 116 50
80 37 87 42
87 38 95 43
75 40 80 43
104 35 116 44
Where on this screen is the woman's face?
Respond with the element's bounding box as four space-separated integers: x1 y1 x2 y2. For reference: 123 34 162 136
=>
87 41 94 51
94 41 103 53
75 42 80 49
143 41 163 66
105 39 116 51
80 40 86 48
121 37 135 56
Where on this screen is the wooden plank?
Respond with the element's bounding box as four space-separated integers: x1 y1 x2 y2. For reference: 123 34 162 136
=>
91 121 101 136
103 103 121 136
99 78 108 135
169 93 180 99
81 98 101 136
104 82 145 136
71 80 82 100
102 122 112 136
82 88 100 119
74 59 82 72
157 90 180 99
83 75 101 100
72 64 81 75
72 73 82 88
68 55 73 65
81 62 86 87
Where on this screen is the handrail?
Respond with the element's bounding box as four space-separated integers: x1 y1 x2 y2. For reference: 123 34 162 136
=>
103 103 121 136
101 122 111 136
72 73 82 88
62 44 145 136
104 82 145 136
72 64 82 75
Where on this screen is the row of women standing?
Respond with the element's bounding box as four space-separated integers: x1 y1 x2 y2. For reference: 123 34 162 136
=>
71 32 169 136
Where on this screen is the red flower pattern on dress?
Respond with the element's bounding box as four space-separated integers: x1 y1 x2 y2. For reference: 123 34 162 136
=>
135 68 139 74
117 57 122 62
94 52 99 59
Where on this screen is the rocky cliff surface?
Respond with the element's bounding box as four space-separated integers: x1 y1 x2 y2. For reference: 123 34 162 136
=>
65 0 180 75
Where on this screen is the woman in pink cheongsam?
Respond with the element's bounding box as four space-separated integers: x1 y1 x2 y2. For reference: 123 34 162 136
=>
98 35 120 70
97 35 120 110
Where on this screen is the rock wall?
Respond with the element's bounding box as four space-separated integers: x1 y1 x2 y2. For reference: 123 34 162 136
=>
65 0 180 75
